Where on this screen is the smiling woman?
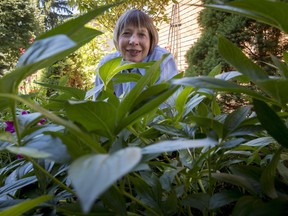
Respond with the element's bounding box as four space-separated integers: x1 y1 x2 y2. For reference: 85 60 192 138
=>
92 9 178 99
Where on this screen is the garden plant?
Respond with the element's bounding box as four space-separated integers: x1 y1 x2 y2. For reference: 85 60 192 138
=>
1 0 288 215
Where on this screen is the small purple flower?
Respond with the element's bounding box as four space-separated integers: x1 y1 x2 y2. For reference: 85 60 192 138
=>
5 121 15 133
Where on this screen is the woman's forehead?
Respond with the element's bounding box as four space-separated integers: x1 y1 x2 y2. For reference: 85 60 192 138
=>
122 25 148 32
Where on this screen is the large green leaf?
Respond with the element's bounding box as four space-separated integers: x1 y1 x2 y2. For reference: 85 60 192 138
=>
256 79 288 106
232 196 265 216
99 58 154 87
141 138 217 154
37 4 115 41
0 195 52 216
223 106 252 138
35 82 86 100
218 36 268 82
253 99 288 148
207 0 288 34
260 148 282 199
209 190 242 210
187 116 223 138
212 173 259 195
65 101 117 139
171 76 276 105
116 85 178 133
68 147 142 213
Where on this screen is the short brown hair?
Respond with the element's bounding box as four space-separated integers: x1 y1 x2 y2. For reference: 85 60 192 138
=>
113 9 159 53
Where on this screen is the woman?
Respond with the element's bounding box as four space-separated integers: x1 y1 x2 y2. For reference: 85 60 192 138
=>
92 9 178 99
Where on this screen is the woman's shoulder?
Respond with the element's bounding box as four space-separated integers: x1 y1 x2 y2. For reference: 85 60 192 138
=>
147 45 171 61
152 45 170 55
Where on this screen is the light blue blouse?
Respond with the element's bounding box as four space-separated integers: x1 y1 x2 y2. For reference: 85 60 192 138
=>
91 45 178 100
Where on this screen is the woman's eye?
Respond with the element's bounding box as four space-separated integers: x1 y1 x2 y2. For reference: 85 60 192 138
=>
122 32 131 36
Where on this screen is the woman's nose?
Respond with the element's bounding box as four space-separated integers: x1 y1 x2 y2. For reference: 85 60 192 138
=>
129 34 139 45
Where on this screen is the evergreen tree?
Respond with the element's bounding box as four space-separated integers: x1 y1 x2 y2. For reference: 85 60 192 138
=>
185 0 288 76
39 0 74 30
0 0 43 75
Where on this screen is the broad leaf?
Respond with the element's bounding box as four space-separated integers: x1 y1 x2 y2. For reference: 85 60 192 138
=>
142 138 217 154
116 85 178 133
209 190 242 210
171 76 273 104
223 106 252 138
99 58 154 87
68 147 142 213
253 99 288 148
0 195 52 216
17 35 76 66
207 0 288 34
260 148 282 199
256 79 288 106
35 82 86 100
218 36 268 82
212 173 259 195
65 101 117 138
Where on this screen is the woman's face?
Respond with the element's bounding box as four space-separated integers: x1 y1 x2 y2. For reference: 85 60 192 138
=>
118 25 150 62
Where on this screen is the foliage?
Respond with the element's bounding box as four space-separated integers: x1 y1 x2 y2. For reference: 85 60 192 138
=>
1 0 288 215
67 0 171 31
185 0 288 77
38 0 75 30
0 0 44 76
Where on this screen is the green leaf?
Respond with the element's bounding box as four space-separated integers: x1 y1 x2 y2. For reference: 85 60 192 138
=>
68 147 142 213
270 55 288 79
260 148 282 199
208 64 222 77
242 137 275 147
209 190 242 210
35 82 86 100
207 0 288 34
175 87 193 121
0 132 15 143
182 193 210 213
0 195 52 216
256 79 288 106
253 99 288 148
171 76 272 104
223 106 252 138
37 4 115 41
142 138 217 154
6 146 51 158
188 116 223 138
212 172 260 195
17 35 76 66
101 187 127 216
65 101 117 138
232 196 265 216
99 58 155 87
116 85 178 133
218 36 268 82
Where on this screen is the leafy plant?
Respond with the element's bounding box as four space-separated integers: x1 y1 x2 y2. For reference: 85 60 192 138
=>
1 0 288 215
